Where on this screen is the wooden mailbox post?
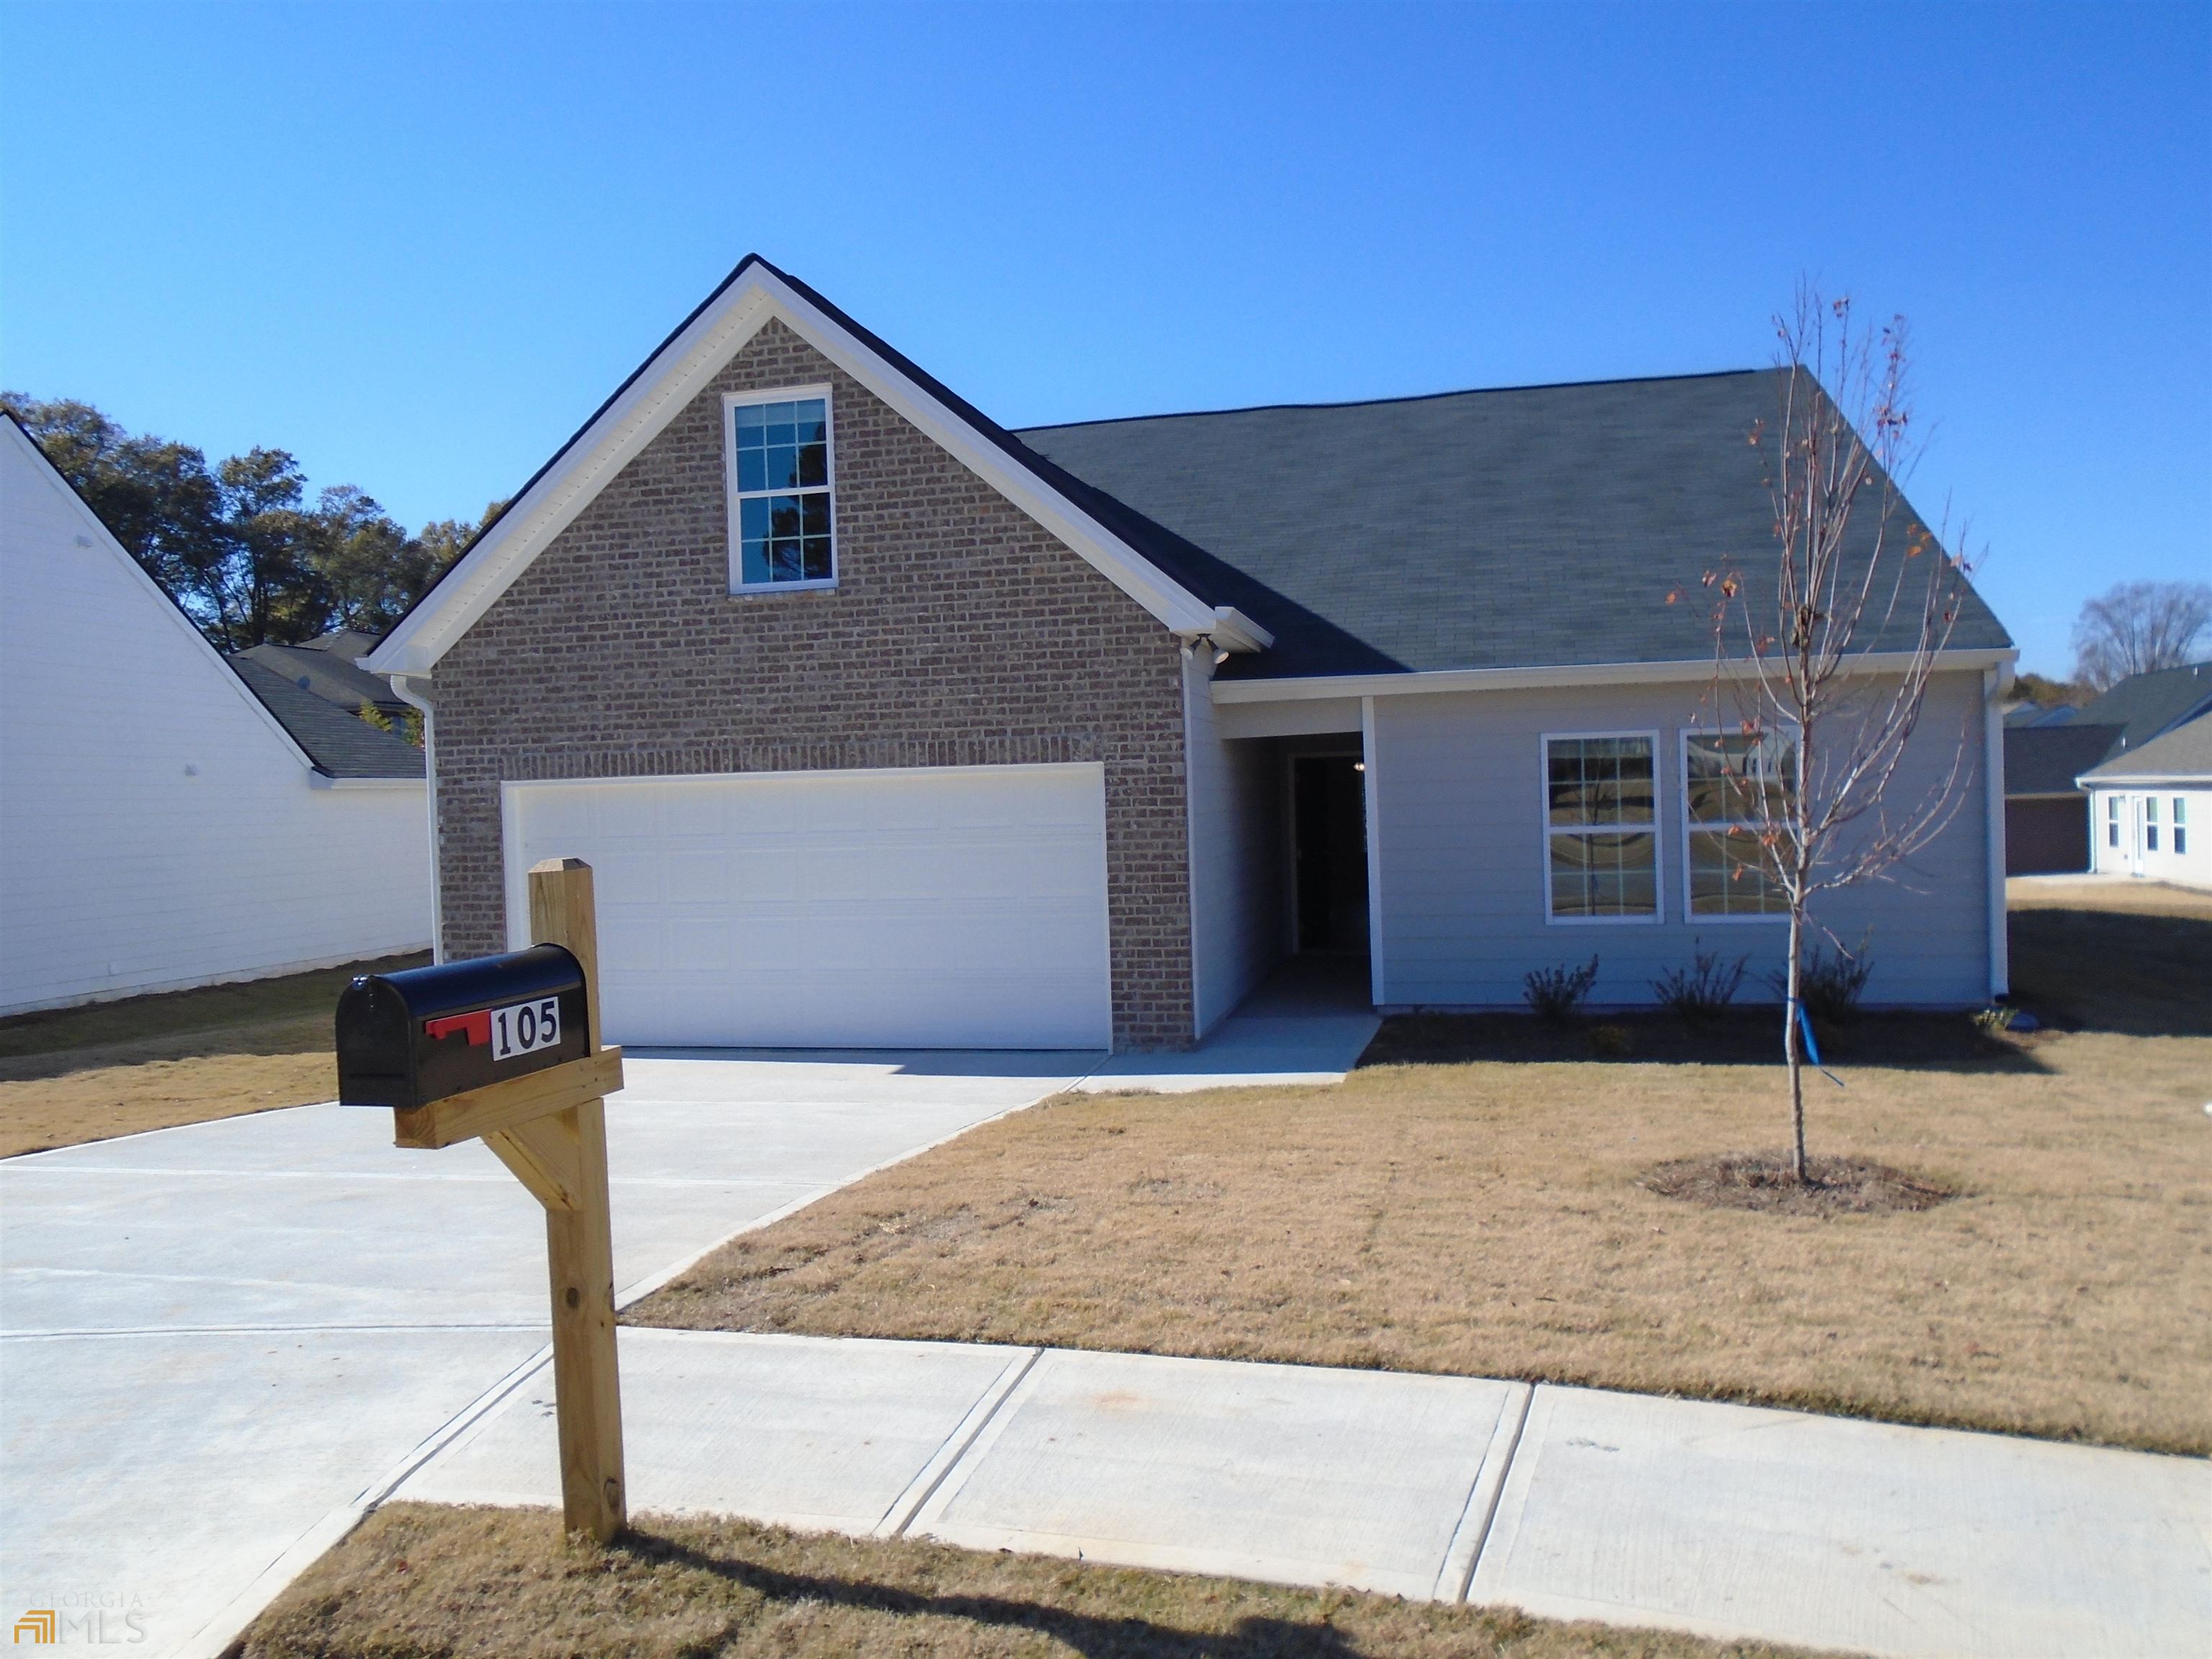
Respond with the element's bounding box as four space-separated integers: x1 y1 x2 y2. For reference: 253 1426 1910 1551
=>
339 858 627 1541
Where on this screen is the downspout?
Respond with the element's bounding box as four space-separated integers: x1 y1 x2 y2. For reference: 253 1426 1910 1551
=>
388 672 445 964
1361 695 1384 1010
1983 663 2012 998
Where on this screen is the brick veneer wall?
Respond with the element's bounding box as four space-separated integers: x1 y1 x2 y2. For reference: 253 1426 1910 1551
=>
431 320 1194 1049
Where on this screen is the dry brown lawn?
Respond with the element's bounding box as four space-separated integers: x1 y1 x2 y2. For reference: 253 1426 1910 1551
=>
0 953 426 1158
633 881 2212 1455
2004 876 2212 1034
246 1503 1826 1659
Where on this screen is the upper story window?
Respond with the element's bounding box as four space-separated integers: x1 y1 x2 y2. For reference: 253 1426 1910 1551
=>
725 389 835 591
1683 730 1796 919
1544 734 1659 921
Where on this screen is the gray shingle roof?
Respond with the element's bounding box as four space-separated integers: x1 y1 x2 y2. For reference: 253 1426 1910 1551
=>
235 639 410 717
231 657 425 779
2074 662 2212 752
2080 711 2212 785
1017 369 2013 682
2004 722 2122 796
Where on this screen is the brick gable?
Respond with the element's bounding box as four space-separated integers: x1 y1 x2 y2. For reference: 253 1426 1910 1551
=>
431 320 1193 1049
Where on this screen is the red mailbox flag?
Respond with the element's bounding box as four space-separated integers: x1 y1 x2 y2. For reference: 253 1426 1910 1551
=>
424 1010 493 1046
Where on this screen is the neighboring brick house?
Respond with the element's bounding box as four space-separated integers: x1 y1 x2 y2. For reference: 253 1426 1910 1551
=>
369 257 2017 1051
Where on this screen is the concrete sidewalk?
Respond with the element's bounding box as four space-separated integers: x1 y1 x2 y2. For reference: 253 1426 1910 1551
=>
402 1328 2211 1659
1077 956 1381 1092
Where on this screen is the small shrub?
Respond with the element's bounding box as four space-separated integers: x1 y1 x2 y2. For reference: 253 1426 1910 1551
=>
356 701 395 734
1588 1023 1632 1056
1771 940 1874 1024
1651 941 1749 1023
1973 1004 2018 1035
1524 956 1598 1022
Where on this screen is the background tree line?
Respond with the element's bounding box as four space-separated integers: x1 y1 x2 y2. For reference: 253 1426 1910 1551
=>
2008 579 2212 707
4 393 502 651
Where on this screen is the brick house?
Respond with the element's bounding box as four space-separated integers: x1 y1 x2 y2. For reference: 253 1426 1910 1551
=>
368 257 2017 1051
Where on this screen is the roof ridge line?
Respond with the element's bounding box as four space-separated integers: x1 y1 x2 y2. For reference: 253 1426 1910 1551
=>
1013 367 1771 433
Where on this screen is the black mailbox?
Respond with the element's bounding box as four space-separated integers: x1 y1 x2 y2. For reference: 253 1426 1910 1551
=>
336 945 590 1111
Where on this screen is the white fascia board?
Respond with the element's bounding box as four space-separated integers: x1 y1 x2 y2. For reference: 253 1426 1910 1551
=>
307 774 428 791
1206 606 1274 653
368 266 1218 674
2077 770 2210 789
1211 647 2018 705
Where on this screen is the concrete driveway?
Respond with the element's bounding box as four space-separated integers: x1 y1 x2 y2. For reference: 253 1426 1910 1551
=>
0 1051 1094 1657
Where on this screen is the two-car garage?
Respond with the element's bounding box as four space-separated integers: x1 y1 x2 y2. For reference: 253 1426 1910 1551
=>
501 762 1113 1051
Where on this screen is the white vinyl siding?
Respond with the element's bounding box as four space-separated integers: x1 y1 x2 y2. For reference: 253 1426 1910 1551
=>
0 426 431 1015
2086 786 2211 889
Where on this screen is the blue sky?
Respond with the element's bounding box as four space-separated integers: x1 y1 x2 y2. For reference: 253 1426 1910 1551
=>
3 2 2204 678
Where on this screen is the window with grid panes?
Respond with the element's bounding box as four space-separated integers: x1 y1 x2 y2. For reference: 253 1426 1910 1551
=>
727 394 834 589
1545 735 1659 919
1683 730 1796 917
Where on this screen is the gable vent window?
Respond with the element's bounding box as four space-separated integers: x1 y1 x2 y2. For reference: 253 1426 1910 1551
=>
724 389 835 591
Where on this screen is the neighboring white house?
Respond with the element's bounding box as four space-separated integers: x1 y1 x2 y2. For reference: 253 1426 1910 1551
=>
2080 711 2212 891
0 418 433 1015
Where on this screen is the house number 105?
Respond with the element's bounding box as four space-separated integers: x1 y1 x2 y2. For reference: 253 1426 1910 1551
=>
493 998 562 1060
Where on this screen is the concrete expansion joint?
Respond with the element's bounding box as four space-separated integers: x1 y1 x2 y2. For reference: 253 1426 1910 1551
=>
1436 1380 1534 1604
876 1346 1045 1540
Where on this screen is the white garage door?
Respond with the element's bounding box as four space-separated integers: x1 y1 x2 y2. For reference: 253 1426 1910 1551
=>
503 762 1111 1049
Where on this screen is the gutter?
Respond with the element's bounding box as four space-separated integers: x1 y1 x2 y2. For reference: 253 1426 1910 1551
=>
387 673 446 963
307 774 426 791
2074 772 2210 790
1175 606 1273 657
1213 647 2018 704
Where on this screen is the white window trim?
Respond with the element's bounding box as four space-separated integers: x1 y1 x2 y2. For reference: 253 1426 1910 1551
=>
1539 729 1664 927
1678 726 1795 925
723 383 838 595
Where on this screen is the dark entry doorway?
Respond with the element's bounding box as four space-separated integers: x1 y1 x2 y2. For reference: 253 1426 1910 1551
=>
1292 754 1370 954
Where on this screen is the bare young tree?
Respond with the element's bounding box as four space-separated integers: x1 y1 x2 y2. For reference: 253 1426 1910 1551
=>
2071 581 2212 691
1689 289 1984 1182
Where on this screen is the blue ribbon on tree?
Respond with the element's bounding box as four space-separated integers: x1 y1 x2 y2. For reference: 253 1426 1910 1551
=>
1793 999 1845 1088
